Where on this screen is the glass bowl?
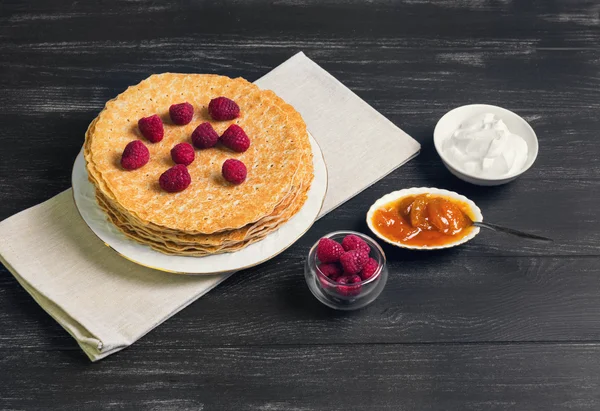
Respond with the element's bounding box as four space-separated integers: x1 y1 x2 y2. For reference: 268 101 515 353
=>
304 230 388 310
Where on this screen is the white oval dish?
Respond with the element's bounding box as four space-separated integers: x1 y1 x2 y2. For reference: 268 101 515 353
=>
366 187 483 250
433 104 539 186
72 132 328 275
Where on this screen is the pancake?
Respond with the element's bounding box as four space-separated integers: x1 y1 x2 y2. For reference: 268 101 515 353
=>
85 73 308 234
98 175 310 256
94 152 312 248
83 73 313 256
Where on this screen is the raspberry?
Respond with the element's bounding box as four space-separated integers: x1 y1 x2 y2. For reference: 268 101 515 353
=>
169 102 194 125
336 276 350 285
220 124 250 153
342 234 370 255
138 114 164 143
336 275 362 297
318 263 343 279
359 258 379 281
120 140 150 170
170 142 195 166
316 238 344 263
222 159 247 185
317 274 332 290
208 97 240 121
191 122 219 149
159 164 191 192
348 274 362 284
340 249 369 275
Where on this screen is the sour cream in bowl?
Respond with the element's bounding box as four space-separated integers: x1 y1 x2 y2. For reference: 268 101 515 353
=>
434 105 538 186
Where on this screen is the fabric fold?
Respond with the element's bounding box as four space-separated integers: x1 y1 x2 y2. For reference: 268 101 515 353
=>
0 52 420 361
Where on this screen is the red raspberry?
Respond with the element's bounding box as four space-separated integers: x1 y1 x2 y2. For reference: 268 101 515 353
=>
316 238 344 263
318 263 343 279
169 102 194 125
138 114 164 143
220 124 250 153
337 275 362 297
191 122 219 149
317 274 332 290
208 97 240 121
342 234 370 255
340 249 369 275
359 258 379 281
171 142 195 166
336 276 350 285
120 140 149 170
222 159 247 184
159 164 191 193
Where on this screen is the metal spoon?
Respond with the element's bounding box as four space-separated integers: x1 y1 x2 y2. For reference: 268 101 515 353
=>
468 219 553 242
424 195 553 243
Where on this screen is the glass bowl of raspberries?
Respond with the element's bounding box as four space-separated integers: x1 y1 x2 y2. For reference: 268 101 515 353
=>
304 231 388 310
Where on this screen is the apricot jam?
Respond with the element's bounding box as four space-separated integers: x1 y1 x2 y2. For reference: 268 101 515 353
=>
371 194 476 247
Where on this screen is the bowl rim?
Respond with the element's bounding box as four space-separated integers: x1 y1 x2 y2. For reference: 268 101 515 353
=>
433 104 539 182
309 230 386 287
366 187 482 250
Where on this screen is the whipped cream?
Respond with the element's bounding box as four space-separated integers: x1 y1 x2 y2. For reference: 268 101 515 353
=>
442 113 528 178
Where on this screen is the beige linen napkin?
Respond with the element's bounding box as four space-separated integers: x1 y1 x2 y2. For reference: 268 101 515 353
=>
256 52 420 214
0 52 420 361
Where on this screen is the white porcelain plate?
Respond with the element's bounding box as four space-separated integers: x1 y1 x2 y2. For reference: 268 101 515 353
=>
366 187 483 250
72 133 328 274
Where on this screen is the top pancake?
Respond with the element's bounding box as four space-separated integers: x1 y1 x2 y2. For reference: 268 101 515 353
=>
86 73 308 234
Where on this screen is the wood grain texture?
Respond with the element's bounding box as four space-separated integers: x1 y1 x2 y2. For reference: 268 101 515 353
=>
0 0 599 409
2 255 600 351
1 343 600 410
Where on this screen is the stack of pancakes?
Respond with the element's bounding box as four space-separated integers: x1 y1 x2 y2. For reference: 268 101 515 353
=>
84 73 313 256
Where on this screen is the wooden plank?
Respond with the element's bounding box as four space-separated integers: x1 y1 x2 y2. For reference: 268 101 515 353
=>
0 343 599 410
2 255 600 350
1 0 598 49
0 0 599 409
2 153 598 256
1 48 599 115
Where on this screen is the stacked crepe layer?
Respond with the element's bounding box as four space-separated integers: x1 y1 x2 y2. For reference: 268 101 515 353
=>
84 73 313 256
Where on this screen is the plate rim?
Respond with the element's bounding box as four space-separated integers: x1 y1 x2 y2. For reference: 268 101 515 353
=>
72 133 328 275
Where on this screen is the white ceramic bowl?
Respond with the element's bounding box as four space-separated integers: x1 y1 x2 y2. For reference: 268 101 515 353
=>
366 187 483 250
433 104 539 186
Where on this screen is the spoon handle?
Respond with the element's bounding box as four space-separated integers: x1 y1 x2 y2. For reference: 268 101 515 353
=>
473 222 553 242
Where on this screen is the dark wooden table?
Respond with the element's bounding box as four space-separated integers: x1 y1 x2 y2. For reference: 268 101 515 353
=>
1 0 600 409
